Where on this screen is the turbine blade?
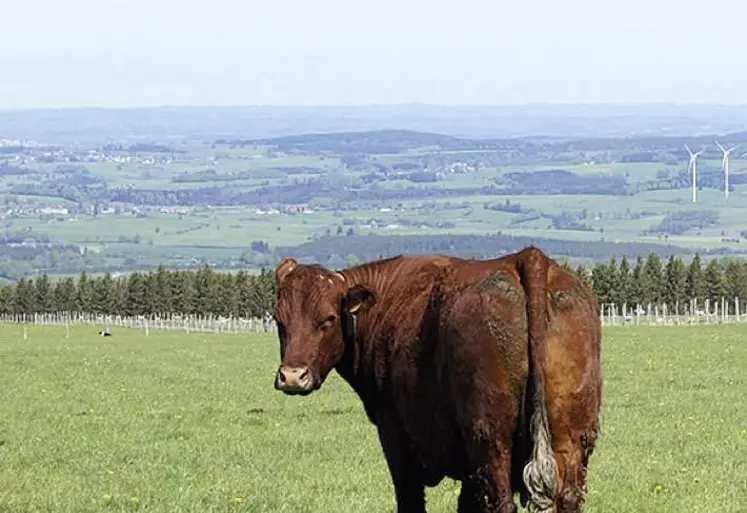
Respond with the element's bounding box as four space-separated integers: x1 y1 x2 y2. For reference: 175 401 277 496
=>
715 141 726 152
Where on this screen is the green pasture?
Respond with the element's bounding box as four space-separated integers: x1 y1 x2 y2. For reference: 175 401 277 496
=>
0 323 745 512
6 147 747 267
13 148 337 192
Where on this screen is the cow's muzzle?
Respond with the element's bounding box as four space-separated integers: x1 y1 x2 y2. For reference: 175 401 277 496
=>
275 365 315 395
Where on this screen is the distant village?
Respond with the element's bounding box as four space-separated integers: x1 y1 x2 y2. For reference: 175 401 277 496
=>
0 201 320 222
1 138 177 167
1 139 320 220
1 137 477 227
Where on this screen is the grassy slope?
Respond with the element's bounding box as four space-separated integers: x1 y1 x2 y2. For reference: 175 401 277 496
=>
0 324 745 512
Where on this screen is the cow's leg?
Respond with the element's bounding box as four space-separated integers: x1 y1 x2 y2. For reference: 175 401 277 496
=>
376 418 426 513
545 336 601 513
541 381 599 513
459 468 517 513
458 467 517 513
457 477 482 513
545 362 600 513
550 425 598 513
447 329 523 510
475 445 518 513
457 415 517 513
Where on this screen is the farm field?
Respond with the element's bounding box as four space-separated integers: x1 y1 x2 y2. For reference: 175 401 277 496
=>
8 156 747 251
0 324 745 512
6 119 747 280
11 186 747 248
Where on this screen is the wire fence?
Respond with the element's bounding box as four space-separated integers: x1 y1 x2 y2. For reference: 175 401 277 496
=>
599 297 745 327
0 312 277 335
0 297 744 335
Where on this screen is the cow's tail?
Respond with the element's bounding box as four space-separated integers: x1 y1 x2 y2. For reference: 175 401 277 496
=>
519 246 558 513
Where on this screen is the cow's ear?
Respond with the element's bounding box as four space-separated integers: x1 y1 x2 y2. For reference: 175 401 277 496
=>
343 285 376 316
275 257 298 284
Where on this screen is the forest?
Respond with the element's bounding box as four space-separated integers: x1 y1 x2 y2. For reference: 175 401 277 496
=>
272 233 715 270
1 253 746 318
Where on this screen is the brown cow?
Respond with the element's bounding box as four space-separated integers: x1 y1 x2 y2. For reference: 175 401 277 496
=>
272 247 601 513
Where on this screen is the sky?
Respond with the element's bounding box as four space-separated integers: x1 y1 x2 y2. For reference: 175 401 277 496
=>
2 0 746 109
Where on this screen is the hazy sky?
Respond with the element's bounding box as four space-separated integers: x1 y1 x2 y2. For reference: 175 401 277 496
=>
2 0 746 109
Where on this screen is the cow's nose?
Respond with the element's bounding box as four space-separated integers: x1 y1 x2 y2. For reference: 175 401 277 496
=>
276 365 312 393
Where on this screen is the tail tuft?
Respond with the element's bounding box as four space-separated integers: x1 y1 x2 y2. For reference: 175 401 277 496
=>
522 403 558 513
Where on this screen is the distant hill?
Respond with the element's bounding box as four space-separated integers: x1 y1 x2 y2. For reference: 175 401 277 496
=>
3 104 747 145
244 127 747 161
251 129 468 154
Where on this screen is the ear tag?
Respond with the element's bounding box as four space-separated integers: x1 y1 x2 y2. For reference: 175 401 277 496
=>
348 303 361 315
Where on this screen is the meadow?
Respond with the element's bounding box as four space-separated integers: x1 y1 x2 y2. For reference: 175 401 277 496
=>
1 323 745 512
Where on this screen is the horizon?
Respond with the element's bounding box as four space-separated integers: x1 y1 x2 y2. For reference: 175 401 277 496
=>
5 103 747 146
4 102 747 113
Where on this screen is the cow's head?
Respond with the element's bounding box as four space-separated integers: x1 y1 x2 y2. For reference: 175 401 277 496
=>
272 257 375 395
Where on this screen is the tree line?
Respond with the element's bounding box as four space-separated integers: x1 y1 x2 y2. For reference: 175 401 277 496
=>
582 253 747 313
1 252 746 318
277 233 702 271
0 266 276 319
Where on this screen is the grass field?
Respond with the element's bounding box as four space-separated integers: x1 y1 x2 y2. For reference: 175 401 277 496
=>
1 324 746 512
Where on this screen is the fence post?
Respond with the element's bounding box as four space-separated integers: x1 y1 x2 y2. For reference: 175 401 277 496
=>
0 300 742 333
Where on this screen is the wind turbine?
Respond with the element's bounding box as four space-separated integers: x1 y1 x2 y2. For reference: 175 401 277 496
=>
685 144 704 203
715 140 741 199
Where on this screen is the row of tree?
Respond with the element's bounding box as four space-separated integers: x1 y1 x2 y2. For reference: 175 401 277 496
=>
277 233 702 271
0 253 746 317
0 266 276 318
584 253 747 313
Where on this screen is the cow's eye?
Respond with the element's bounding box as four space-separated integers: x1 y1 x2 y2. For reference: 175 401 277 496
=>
320 314 337 329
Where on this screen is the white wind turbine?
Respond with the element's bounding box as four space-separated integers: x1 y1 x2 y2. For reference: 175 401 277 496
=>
715 140 741 199
685 144 704 203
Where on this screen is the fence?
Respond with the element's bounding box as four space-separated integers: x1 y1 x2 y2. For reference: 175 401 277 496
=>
599 297 746 327
0 298 745 335
0 312 277 335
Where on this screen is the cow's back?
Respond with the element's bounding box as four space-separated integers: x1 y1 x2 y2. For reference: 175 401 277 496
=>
357 254 460 358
